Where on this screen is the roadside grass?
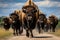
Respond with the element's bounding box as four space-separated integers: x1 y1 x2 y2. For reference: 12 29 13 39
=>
48 28 60 37
52 21 60 36
54 29 60 36
0 28 13 39
49 21 60 36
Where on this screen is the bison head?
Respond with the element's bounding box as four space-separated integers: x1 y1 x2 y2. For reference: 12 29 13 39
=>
3 17 11 30
48 16 55 24
22 5 37 21
39 14 46 23
10 13 19 21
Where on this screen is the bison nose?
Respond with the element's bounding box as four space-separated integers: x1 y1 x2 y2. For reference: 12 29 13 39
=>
40 21 43 23
51 22 53 24
27 13 31 16
13 21 15 23
5 23 7 25
27 16 32 20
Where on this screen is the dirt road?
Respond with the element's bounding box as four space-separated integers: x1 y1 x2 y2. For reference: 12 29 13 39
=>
7 30 60 40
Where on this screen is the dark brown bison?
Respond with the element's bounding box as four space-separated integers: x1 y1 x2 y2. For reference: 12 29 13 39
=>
10 13 22 35
48 15 58 32
22 5 39 37
44 18 50 32
37 13 47 33
3 17 12 30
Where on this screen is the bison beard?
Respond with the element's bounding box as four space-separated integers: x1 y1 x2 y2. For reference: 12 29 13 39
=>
4 23 10 30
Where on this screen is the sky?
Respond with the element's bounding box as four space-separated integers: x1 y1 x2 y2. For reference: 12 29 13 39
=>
0 0 60 18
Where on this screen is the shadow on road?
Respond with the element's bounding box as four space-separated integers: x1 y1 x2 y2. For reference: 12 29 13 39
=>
32 36 53 38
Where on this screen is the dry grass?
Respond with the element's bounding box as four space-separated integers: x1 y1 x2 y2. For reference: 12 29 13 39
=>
0 27 60 40
53 29 60 36
0 28 13 39
48 29 60 37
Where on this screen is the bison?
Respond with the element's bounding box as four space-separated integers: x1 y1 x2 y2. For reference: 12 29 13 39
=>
48 15 58 32
3 17 12 30
10 12 22 35
22 5 39 37
36 13 47 33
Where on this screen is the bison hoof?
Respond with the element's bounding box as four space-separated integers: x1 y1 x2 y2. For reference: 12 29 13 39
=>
31 35 33 37
53 30 55 32
26 33 29 37
39 31 41 34
13 33 16 36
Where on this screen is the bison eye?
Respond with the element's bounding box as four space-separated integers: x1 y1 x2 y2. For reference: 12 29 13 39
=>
22 9 27 13
31 10 37 13
10 16 12 18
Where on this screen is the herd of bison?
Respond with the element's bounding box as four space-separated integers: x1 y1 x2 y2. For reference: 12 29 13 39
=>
3 5 58 37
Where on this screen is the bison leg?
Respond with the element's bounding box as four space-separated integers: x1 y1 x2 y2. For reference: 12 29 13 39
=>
30 29 33 37
39 29 41 33
13 28 16 35
19 28 21 35
49 25 52 32
37 24 41 33
41 24 44 32
37 22 41 33
38 27 41 34
16 29 18 36
44 24 49 32
26 30 29 37
41 24 44 30
52 26 56 32
19 27 23 35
